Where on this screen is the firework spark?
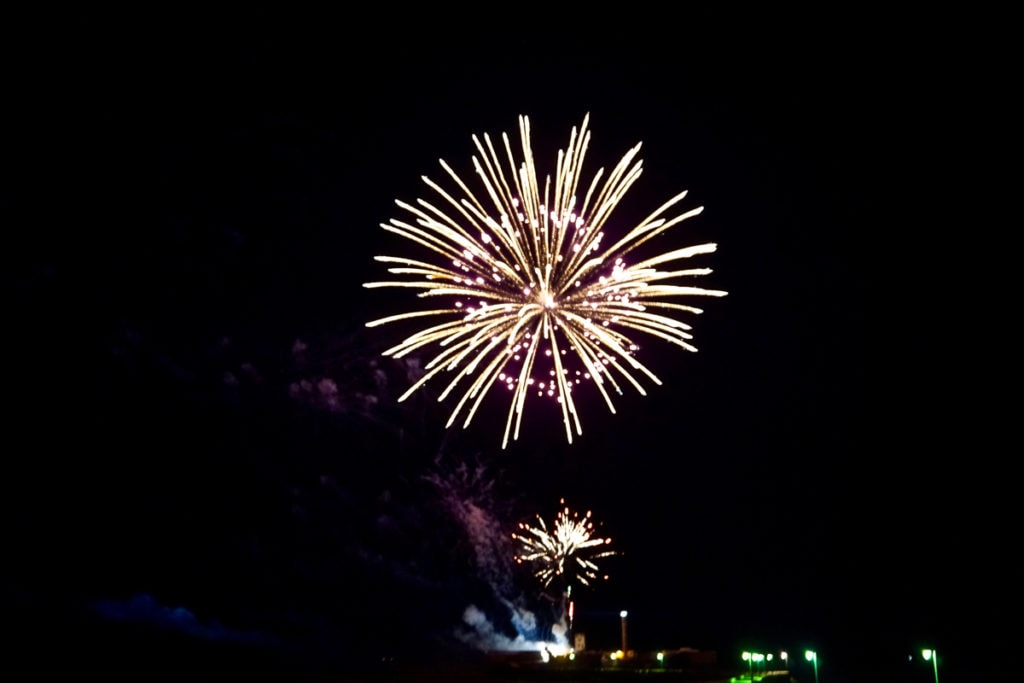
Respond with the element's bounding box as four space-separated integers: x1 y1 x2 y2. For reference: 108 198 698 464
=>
364 114 727 448
512 500 615 590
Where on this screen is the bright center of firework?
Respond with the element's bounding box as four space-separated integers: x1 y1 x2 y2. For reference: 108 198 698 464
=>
364 113 727 448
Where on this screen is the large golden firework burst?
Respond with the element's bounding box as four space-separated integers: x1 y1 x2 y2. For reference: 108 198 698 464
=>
364 114 727 448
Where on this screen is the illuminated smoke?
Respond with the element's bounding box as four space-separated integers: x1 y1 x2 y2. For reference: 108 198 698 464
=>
425 455 570 651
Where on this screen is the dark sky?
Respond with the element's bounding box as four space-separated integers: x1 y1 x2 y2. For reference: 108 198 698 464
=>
4 9 1004 681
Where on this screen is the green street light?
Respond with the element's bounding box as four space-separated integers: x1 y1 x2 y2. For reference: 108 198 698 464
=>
742 651 753 681
922 649 939 683
805 650 819 683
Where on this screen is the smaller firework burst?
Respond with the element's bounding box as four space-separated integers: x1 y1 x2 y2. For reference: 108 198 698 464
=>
512 499 616 589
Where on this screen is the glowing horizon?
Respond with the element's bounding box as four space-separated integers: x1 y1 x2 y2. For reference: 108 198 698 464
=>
365 114 726 448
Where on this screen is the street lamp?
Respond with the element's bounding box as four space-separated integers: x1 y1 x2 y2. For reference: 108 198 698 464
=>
805 650 819 683
780 651 788 671
742 651 753 681
619 610 628 654
922 649 939 683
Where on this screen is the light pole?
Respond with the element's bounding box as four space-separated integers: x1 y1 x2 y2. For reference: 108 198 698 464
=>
922 649 939 683
742 651 753 681
619 610 628 654
780 651 788 672
805 650 819 683
565 584 573 637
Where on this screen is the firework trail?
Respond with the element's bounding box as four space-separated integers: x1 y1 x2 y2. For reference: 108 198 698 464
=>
365 114 727 447
512 499 616 590
423 453 516 594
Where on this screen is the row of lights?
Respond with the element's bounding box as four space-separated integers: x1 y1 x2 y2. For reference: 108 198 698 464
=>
740 650 802 682
619 609 940 682
740 650 818 683
739 647 939 683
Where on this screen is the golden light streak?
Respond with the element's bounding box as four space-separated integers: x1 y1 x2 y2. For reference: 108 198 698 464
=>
364 114 727 448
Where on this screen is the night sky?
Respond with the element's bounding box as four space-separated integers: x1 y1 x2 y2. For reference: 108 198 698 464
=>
5 9 1005 682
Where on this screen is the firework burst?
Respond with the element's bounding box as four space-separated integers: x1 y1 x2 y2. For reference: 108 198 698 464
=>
364 114 727 448
512 500 616 590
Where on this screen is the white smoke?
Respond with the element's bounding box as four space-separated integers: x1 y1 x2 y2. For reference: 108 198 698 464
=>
459 605 532 651
459 604 567 655
550 616 569 646
426 454 572 654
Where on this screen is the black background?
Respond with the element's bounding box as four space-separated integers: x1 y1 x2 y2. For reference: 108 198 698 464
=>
4 8 1006 682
